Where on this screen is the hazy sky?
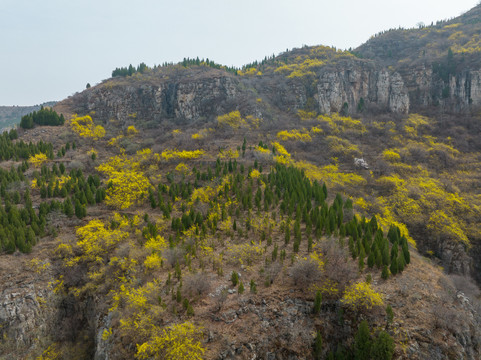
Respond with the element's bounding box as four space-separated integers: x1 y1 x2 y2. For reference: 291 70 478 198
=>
0 0 479 105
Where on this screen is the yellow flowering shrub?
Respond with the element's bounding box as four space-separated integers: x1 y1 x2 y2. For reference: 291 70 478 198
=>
218 148 239 159
341 281 384 311
67 219 129 265
427 210 469 246
297 109 317 120
317 113 366 134
271 141 291 158
311 126 323 134
160 149 205 161
250 169 261 178
226 242 264 266
237 67 262 76
108 134 124 146
294 161 366 188
383 149 401 162
277 129 312 142
70 115 106 139
175 162 189 174
97 154 151 209
29 153 48 167
127 125 138 135
217 111 247 129
191 186 216 203
192 128 211 139
136 322 204 360
144 253 163 270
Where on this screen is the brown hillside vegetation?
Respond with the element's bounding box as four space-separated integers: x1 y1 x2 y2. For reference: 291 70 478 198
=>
2 3 481 360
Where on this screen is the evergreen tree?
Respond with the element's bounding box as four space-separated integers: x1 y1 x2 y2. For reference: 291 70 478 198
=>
375 248 382 269
313 290 322 314
63 198 74 218
367 251 375 268
385 304 394 326
354 320 372 360
381 265 389 280
402 243 410 264
397 252 405 273
313 330 322 359
231 271 239 286
390 257 398 276
371 331 395 360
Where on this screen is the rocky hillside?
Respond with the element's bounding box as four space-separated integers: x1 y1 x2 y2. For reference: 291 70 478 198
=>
356 4 481 112
1 4 481 360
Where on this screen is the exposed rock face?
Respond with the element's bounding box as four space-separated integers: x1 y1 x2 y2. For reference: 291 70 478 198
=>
0 257 54 358
399 66 481 112
0 281 49 348
438 240 472 275
316 62 410 114
80 75 240 126
448 70 481 110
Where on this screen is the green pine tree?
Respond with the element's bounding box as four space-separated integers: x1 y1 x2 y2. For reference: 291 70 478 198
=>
313 290 322 314
313 330 322 359
371 331 395 360
354 320 372 360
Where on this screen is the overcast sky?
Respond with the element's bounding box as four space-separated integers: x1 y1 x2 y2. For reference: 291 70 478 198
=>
0 0 479 105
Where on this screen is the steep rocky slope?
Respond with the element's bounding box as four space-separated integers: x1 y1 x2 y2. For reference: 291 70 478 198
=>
2 4 481 360
356 4 481 112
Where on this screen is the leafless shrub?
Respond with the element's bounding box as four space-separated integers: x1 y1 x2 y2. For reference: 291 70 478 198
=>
264 262 282 285
183 272 212 297
437 275 457 304
214 288 228 312
319 238 357 292
432 304 460 334
406 143 428 163
67 160 84 171
164 247 185 268
289 259 322 287
450 274 481 300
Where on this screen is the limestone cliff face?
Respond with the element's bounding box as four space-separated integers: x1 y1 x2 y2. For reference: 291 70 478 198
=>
448 70 481 110
66 62 411 129
398 66 481 112
315 62 410 115
78 74 240 126
0 258 55 358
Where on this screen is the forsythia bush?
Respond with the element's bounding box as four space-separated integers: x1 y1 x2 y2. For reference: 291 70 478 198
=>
136 322 204 360
249 169 261 178
97 154 151 209
277 129 312 142
29 153 48 167
127 125 138 135
382 149 401 162
341 281 384 311
160 149 205 161
68 219 129 265
427 210 469 245
217 111 247 129
70 115 106 139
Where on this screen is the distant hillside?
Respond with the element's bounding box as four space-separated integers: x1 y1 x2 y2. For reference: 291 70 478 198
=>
0 101 57 131
356 4 481 111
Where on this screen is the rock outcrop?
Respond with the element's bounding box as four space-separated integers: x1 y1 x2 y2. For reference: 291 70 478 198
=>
0 256 54 358
396 66 481 112
316 62 410 115
75 73 241 127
